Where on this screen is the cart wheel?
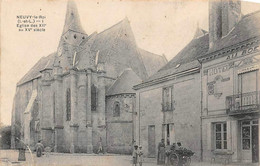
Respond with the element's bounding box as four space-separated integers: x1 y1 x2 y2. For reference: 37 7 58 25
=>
183 156 191 166
169 153 179 166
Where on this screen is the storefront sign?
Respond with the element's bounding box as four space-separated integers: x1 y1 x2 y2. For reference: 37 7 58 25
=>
208 63 233 76
226 45 259 60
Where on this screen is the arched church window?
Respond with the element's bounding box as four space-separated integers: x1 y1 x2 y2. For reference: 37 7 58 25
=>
91 85 97 111
66 88 71 121
113 102 120 117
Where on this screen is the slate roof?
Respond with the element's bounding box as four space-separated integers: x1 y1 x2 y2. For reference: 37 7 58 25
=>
140 10 260 86
106 68 142 96
138 48 168 77
143 30 209 83
91 18 149 80
17 53 56 86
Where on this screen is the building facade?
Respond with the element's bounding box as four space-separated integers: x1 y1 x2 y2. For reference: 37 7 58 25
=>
133 28 208 160
134 0 260 165
10 0 166 154
200 1 260 164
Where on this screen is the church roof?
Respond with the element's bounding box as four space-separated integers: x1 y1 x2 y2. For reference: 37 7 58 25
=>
17 53 56 86
91 18 149 80
106 68 141 96
138 48 168 77
61 0 86 35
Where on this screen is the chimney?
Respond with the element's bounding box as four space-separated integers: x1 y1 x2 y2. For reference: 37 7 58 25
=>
221 0 241 37
209 0 241 49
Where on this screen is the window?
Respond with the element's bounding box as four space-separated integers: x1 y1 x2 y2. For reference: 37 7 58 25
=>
214 122 227 150
238 70 257 94
66 88 71 121
113 102 120 117
91 85 97 111
162 86 174 111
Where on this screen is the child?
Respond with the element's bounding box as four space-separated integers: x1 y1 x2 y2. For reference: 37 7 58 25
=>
138 145 143 166
133 145 138 166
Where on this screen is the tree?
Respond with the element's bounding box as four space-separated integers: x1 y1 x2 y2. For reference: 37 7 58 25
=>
0 125 11 149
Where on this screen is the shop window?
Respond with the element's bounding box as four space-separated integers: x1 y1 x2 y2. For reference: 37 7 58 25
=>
113 102 120 117
214 122 227 150
66 88 71 121
91 85 97 111
162 86 174 111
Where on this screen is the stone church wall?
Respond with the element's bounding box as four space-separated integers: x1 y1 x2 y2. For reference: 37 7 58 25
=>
106 95 135 154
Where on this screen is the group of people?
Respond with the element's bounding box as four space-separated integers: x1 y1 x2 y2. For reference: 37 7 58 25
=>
157 139 183 165
133 145 143 166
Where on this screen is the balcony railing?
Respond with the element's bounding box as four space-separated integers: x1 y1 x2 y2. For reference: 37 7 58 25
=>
226 91 260 115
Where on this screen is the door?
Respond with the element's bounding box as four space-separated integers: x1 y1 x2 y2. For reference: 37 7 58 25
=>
169 124 175 144
148 125 156 158
252 121 259 163
164 123 175 146
241 120 259 163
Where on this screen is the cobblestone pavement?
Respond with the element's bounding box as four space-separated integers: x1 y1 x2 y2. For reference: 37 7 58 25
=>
0 150 258 166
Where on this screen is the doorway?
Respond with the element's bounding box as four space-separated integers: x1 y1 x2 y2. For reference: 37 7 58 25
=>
163 123 175 145
148 125 156 158
241 119 259 163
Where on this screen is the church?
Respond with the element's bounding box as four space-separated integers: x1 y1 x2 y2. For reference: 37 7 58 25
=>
10 0 167 154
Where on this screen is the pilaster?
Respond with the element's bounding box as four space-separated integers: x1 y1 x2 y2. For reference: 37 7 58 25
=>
77 71 88 152
69 69 78 153
86 69 93 153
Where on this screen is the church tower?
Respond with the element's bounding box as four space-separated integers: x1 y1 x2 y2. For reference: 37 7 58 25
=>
57 0 88 71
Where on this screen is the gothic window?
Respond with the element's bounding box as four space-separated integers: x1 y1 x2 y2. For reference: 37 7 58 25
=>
66 88 71 121
113 102 120 117
162 86 174 111
91 85 97 111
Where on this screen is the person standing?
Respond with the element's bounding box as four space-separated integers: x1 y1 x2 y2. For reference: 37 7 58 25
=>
165 141 172 166
35 140 44 157
138 145 143 166
133 145 138 166
97 137 104 154
157 139 166 165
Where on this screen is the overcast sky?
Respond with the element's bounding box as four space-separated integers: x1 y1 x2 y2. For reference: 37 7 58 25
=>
1 0 260 125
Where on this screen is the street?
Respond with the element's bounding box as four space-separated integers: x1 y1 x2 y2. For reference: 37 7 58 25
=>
0 150 258 166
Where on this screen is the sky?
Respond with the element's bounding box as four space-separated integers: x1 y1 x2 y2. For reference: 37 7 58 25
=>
1 0 260 125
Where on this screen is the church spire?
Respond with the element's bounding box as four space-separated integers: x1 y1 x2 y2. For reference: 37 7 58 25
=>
62 0 86 35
